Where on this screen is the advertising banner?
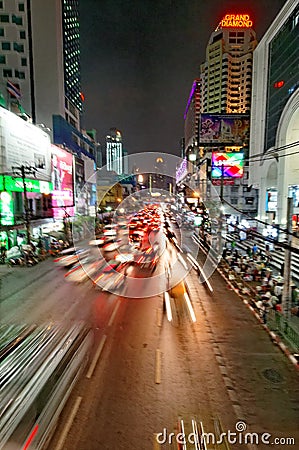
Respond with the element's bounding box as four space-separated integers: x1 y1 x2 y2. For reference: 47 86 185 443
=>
211 152 244 178
176 158 188 184
0 108 51 178
51 145 74 218
0 191 14 225
265 188 277 212
199 114 250 145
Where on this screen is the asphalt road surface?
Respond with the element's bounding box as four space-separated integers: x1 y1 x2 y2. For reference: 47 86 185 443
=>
0 245 298 450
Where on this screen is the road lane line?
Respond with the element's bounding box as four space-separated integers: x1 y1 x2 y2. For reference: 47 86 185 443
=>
183 292 197 323
155 349 162 384
156 307 163 327
86 334 107 379
164 291 172 322
55 396 82 450
108 299 121 327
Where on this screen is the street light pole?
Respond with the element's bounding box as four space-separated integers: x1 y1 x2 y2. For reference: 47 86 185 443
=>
217 162 224 256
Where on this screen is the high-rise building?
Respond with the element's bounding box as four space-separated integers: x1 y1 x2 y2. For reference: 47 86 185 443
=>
184 79 201 157
0 0 82 132
106 128 123 175
249 0 299 229
194 13 259 218
200 14 257 114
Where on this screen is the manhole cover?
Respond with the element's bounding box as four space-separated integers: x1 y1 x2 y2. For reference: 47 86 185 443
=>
262 368 283 383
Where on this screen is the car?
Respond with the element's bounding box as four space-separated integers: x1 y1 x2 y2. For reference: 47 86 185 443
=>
53 249 89 267
133 247 158 271
93 259 127 291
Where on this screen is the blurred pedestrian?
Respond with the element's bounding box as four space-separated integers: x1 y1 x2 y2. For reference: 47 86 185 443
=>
252 243 258 256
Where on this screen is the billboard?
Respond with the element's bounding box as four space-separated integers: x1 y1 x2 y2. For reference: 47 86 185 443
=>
51 145 74 218
0 108 51 178
199 114 250 145
211 152 244 178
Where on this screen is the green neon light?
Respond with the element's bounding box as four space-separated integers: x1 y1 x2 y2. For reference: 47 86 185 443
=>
0 175 53 193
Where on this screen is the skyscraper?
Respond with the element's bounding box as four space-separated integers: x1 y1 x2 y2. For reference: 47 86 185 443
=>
200 14 257 114
184 79 201 157
0 0 82 131
106 128 123 175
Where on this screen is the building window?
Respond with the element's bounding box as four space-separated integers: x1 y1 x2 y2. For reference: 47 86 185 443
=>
12 15 22 25
0 14 9 22
19 30 25 39
14 69 25 78
21 57 26 66
0 2 3 9
245 197 254 205
2 42 10 50
3 69 12 77
0 27 4 36
0 55 5 64
13 42 24 52
18 3 25 12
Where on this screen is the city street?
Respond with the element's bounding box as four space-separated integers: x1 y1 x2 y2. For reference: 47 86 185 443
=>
1 248 298 450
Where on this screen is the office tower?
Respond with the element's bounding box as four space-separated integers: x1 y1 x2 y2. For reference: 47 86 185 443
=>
106 128 123 175
0 0 82 131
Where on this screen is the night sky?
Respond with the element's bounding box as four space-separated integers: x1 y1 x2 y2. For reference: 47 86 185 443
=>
79 0 287 156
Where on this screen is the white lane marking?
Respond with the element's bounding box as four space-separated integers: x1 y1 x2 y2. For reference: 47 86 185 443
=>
178 253 188 270
108 299 121 327
156 307 163 327
164 291 172 322
155 349 162 384
55 396 82 450
183 292 197 323
86 334 107 379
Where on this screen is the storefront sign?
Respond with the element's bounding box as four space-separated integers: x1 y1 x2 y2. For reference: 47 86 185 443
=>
0 175 52 193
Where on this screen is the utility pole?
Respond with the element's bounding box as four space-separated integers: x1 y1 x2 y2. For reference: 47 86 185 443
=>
12 165 37 245
282 197 293 323
217 162 224 256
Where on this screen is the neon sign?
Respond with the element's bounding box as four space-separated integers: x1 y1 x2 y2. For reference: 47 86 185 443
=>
221 14 253 28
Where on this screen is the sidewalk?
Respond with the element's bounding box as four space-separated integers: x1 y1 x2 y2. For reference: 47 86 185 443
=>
193 234 299 366
217 260 299 365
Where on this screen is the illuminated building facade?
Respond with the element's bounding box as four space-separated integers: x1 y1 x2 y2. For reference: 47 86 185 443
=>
106 128 123 175
249 0 299 229
200 13 257 114
182 12 259 217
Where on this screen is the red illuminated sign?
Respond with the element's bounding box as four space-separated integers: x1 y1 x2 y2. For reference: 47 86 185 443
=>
221 14 253 28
